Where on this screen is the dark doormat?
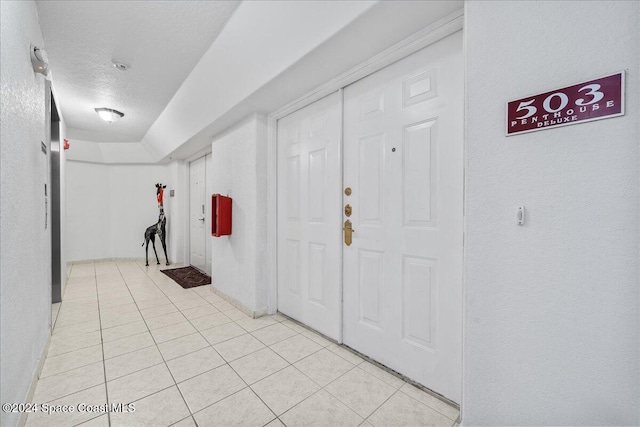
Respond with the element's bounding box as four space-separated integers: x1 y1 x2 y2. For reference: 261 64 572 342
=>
161 266 211 289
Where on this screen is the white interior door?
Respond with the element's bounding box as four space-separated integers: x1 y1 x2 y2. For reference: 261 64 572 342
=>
277 92 342 340
189 156 206 272
343 32 463 402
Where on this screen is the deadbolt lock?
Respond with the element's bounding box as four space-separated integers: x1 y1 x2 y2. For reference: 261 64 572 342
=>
344 204 352 217
344 187 352 196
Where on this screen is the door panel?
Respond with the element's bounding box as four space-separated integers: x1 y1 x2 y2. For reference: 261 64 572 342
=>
189 156 206 272
277 92 342 340
343 32 463 402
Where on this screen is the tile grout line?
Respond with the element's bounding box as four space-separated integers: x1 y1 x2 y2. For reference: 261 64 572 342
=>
132 261 256 426
133 261 288 425
94 262 112 427
113 261 199 427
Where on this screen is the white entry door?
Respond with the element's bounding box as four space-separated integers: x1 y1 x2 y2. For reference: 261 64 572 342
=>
189 156 206 273
343 32 463 402
277 92 342 340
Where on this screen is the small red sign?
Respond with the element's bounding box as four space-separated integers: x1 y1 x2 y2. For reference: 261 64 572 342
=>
506 72 624 136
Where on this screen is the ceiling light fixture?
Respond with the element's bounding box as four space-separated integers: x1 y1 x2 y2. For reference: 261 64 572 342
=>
95 108 124 123
112 60 129 71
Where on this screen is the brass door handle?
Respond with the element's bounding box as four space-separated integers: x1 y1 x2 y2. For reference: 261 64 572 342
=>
343 219 355 246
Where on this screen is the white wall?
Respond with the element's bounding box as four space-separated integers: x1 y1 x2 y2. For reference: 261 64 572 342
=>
0 2 51 426
463 1 640 425
210 114 268 313
168 160 189 265
66 161 187 263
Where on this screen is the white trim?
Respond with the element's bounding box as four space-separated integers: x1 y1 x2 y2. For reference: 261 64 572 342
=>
337 87 345 344
184 146 213 164
266 8 464 327
18 332 51 427
266 113 279 314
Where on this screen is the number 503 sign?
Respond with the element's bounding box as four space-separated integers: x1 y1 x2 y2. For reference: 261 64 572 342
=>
506 72 625 136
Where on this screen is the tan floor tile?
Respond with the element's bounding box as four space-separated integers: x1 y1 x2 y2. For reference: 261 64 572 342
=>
251 366 320 415
157 333 210 361
140 303 179 320
251 323 298 346
25 384 106 427
193 387 275 427
77 414 109 426
368 391 452 427
173 297 209 311
236 316 278 332
358 361 405 389
99 295 135 309
101 320 148 342
294 348 355 386
100 310 143 329
214 334 265 362
135 297 172 310
166 347 226 383
190 312 233 331
145 311 188 330
399 383 459 421
180 304 220 321
105 346 164 380
110 386 190 427
300 329 334 347
177 365 246 413
33 361 104 402
150 321 197 344
103 331 155 359
55 310 100 328
270 334 322 364
214 302 238 313
229 348 290 385
265 419 286 427
171 416 197 427
107 363 175 405
53 319 101 338
327 343 365 365
324 367 396 418
270 313 288 322
40 344 103 378
280 389 363 427
200 322 247 345
48 330 102 357
223 308 251 321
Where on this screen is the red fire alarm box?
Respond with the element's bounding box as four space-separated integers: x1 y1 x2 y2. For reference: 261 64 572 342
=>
212 194 232 237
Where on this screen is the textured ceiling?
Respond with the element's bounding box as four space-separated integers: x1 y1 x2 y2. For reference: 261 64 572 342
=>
36 0 239 142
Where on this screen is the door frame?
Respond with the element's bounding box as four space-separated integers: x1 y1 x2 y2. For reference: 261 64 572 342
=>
188 153 212 274
267 9 463 316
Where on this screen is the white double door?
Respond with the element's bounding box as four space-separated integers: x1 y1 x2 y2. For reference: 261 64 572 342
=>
277 32 462 402
190 154 213 275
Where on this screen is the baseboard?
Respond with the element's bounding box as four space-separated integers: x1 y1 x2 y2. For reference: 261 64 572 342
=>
70 257 147 264
18 330 51 427
209 286 267 319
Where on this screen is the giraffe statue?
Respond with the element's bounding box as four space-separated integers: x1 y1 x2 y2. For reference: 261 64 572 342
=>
142 183 170 266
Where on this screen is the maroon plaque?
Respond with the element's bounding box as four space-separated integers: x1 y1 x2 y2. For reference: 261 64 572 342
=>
506 72 624 136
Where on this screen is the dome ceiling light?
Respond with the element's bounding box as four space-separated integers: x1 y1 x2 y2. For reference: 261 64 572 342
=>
95 108 124 123
112 60 129 71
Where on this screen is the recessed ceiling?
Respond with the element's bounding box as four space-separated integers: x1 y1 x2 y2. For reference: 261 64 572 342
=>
36 0 239 142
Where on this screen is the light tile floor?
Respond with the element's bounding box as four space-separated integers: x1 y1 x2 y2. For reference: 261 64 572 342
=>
27 260 459 427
